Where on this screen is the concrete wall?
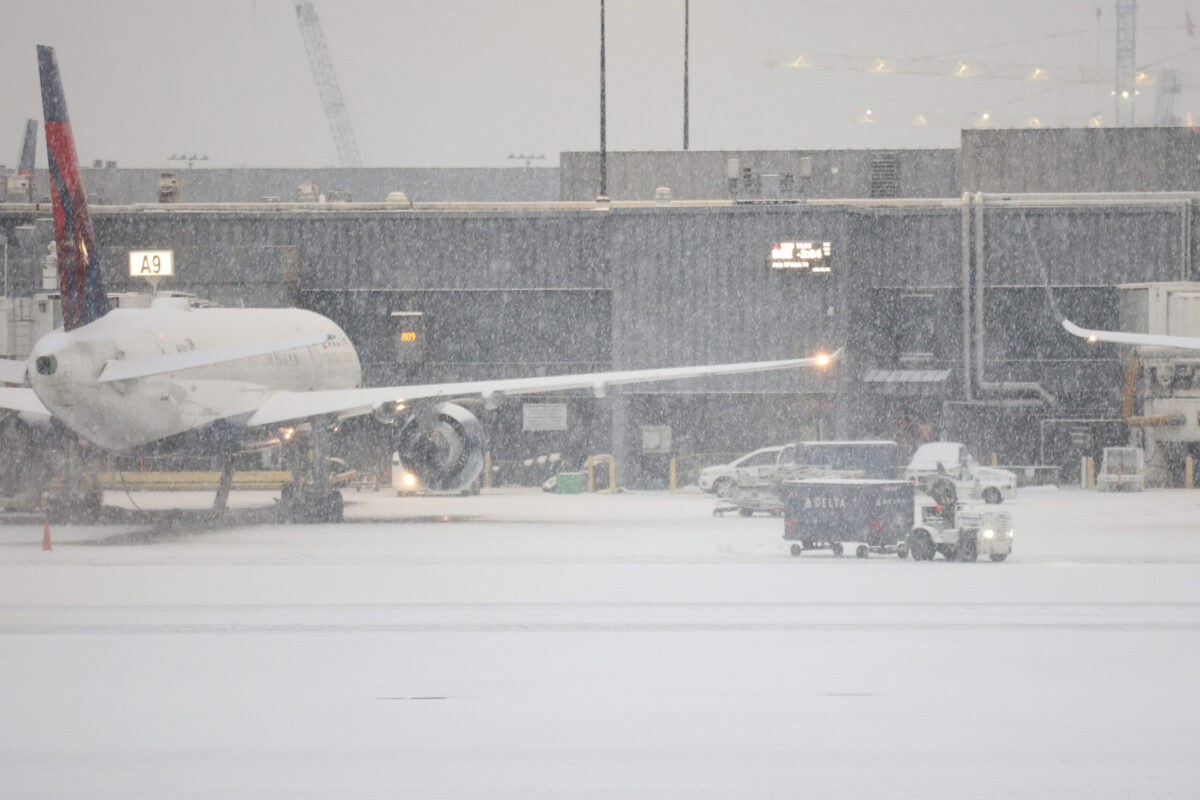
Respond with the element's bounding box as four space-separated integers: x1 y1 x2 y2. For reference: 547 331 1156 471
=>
962 128 1200 193
560 149 959 201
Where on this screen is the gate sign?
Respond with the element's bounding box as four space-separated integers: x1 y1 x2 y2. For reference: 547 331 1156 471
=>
128 250 174 277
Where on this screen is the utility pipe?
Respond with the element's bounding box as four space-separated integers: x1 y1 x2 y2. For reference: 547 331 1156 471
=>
961 192 972 402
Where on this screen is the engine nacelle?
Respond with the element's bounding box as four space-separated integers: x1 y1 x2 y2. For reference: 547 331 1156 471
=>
393 402 485 492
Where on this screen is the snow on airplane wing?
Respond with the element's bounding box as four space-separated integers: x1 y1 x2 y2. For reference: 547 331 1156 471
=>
1062 319 1200 350
0 387 52 419
244 351 840 428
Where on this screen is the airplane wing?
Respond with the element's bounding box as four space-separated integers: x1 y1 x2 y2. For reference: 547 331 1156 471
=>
1062 319 1200 351
0 358 27 385
0 387 52 419
244 350 840 428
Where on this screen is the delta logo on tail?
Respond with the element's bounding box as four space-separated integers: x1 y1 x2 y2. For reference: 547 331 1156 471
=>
37 45 109 332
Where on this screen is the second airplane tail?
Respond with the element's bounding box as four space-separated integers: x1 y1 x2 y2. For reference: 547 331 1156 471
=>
17 119 36 176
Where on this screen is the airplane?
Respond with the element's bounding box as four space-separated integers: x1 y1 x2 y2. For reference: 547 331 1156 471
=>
1059 318 1200 351
0 45 839 523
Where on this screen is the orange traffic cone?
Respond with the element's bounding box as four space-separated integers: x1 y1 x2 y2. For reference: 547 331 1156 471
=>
42 520 52 552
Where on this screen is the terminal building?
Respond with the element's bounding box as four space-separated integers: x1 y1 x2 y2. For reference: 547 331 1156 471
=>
3 126 1200 486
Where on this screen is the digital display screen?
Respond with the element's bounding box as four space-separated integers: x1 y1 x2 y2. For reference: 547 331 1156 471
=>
770 241 832 274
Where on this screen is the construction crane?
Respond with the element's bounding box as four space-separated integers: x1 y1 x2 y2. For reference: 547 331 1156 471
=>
1114 0 1137 126
769 51 1115 85
292 0 363 167
768 47 1183 128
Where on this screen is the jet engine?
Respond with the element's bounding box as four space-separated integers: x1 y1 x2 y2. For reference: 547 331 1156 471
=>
393 402 485 492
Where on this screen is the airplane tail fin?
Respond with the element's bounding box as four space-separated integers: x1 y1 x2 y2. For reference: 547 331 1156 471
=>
37 45 108 331
17 119 36 175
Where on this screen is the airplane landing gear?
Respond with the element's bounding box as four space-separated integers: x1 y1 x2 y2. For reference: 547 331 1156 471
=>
211 459 234 518
277 421 345 524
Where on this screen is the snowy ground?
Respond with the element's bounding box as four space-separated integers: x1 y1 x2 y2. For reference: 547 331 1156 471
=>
1 485 1198 798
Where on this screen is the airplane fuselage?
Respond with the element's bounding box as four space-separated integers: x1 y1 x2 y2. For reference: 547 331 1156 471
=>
26 300 361 450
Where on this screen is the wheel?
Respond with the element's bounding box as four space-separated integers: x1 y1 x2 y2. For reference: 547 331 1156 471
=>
990 554 1008 562
713 477 733 498
279 483 296 523
958 537 978 562
908 530 933 561
855 544 869 559
831 542 844 557
982 487 1002 504
287 499 310 524
738 507 754 517
790 543 803 557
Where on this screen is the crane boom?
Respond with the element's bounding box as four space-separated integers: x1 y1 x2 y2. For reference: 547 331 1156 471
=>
292 0 363 167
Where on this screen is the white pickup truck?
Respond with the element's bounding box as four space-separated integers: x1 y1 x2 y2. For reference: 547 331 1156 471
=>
722 440 898 516
699 446 784 497
903 442 1016 504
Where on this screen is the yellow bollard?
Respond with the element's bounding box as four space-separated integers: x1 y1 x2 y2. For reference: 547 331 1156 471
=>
1085 456 1096 489
1187 456 1194 489
669 458 677 493
483 450 492 489
586 456 594 492
609 457 617 494
990 452 998 466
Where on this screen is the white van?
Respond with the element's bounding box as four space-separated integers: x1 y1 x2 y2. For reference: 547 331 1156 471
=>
904 442 1016 504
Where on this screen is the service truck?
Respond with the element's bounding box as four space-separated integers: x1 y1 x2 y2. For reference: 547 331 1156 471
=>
782 476 1013 562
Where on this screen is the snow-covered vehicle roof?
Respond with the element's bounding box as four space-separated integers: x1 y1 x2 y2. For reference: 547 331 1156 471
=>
907 442 969 471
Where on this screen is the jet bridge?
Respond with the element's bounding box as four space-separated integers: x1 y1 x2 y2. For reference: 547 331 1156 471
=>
1116 282 1200 485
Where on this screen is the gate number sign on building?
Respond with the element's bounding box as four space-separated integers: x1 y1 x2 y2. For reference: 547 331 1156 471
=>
128 250 174 277
770 241 832 273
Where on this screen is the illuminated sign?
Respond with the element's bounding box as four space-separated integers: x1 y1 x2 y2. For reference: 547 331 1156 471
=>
128 250 174 277
391 311 425 364
770 241 832 274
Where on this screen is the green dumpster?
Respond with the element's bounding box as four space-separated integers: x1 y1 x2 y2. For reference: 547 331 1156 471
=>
555 471 587 493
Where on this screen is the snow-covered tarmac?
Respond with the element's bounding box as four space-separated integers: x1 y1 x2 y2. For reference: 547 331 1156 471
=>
1 486 1198 798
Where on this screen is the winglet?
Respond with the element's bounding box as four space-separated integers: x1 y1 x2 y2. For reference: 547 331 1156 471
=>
38 45 109 332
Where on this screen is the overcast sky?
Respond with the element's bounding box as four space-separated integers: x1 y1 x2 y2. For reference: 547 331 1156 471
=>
1 0 1198 169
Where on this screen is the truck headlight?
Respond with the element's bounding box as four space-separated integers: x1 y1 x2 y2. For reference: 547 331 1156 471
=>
982 529 995 539
402 472 417 488
1007 529 1014 538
